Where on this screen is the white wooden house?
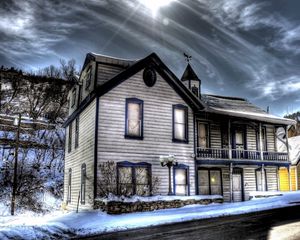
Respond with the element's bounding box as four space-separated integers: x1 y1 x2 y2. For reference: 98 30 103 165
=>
63 52 295 210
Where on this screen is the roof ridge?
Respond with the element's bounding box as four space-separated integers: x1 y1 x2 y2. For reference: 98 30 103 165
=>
203 94 247 101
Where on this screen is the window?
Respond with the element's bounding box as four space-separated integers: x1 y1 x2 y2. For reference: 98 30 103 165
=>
71 88 76 107
221 123 229 148
81 163 86 204
198 122 209 148
191 85 198 97
256 168 267 191
173 105 188 143
85 67 92 90
68 122 72 153
67 168 72 203
117 162 151 196
75 117 79 149
198 168 222 195
125 98 143 139
174 165 189 196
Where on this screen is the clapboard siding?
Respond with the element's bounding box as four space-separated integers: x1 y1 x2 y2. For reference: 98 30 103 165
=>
64 99 96 210
243 168 256 200
210 123 222 149
265 167 278 191
266 126 276 152
97 70 195 196
247 126 257 151
97 63 125 86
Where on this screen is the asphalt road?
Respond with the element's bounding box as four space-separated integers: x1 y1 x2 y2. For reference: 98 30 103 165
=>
78 204 300 240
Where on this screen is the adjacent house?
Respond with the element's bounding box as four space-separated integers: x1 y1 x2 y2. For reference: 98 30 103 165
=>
63 52 295 210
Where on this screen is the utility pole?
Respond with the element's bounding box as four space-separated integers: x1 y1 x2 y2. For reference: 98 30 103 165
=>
11 113 21 216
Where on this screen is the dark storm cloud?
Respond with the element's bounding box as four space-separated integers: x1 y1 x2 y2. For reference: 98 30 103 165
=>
0 0 299 116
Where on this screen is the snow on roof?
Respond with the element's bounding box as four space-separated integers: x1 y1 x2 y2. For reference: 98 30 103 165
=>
202 94 295 125
288 135 300 165
1 192 300 239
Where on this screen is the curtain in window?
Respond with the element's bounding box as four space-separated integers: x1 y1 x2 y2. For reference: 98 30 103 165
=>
128 103 141 136
175 168 187 195
174 108 186 140
198 123 208 148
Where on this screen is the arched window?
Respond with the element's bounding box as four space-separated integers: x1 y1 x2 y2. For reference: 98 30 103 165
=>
81 163 86 204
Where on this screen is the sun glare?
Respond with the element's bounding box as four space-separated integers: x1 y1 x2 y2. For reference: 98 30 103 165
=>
138 0 175 17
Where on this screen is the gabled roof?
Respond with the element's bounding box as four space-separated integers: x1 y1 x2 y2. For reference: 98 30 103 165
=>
181 63 200 82
95 53 205 111
201 94 295 125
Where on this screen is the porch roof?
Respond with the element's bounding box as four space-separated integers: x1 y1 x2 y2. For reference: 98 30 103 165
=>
201 94 295 126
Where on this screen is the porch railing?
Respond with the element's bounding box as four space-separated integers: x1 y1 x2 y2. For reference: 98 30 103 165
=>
197 147 288 162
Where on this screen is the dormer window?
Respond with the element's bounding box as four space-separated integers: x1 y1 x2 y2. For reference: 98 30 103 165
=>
85 67 92 90
71 88 76 107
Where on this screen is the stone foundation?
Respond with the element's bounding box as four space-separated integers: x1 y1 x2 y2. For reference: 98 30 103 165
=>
94 197 223 214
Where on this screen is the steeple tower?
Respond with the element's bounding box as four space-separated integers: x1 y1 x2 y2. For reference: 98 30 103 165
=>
181 53 201 98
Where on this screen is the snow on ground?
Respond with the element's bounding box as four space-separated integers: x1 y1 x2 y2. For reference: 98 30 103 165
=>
1 191 300 239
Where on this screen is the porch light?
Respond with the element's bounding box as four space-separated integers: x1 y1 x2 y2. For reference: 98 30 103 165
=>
160 155 178 195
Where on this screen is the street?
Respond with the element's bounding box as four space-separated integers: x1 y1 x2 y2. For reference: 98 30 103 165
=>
80 204 300 240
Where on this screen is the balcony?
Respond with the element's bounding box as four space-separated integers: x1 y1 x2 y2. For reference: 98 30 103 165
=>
197 148 289 162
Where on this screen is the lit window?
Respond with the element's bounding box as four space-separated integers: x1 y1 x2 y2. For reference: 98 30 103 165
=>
173 105 188 143
174 167 188 196
198 168 222 195
198 122 209 148
125 98 143 139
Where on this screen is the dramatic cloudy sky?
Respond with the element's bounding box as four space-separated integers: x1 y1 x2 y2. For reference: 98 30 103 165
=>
1 0 300 116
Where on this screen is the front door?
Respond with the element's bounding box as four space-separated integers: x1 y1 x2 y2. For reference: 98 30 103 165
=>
232 169 243 202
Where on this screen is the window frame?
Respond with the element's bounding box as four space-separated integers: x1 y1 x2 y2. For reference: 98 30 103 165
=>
81 163 86 204
67 168 72 203
173 164 190 196
172 104 189 143
255 168 268 191
75 117 79 149
197 121 210 149
68 122 72 153
116 161 151 196
197 167 223 196
125 98 144 140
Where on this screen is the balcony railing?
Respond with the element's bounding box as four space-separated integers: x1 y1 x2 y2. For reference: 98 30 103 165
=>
197 148 288 162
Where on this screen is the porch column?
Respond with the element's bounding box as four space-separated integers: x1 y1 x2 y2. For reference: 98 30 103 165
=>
259 123 264 161
286 126 290 162
296 167 298 190
261 164 265 191
230 163 233 202
228 120 232 159
277 167 280 191
289 166 292 191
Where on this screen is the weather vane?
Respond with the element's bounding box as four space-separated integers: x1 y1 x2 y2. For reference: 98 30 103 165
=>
184 53 192 63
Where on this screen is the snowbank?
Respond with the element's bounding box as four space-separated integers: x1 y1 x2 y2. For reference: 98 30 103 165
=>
1 191 300 239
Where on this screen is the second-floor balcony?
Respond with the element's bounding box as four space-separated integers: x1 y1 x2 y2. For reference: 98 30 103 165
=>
197 147 289 162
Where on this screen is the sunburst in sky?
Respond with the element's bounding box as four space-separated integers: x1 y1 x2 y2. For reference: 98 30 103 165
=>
0 0 299 116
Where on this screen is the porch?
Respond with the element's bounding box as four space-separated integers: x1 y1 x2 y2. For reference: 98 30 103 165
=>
196 148 289 162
